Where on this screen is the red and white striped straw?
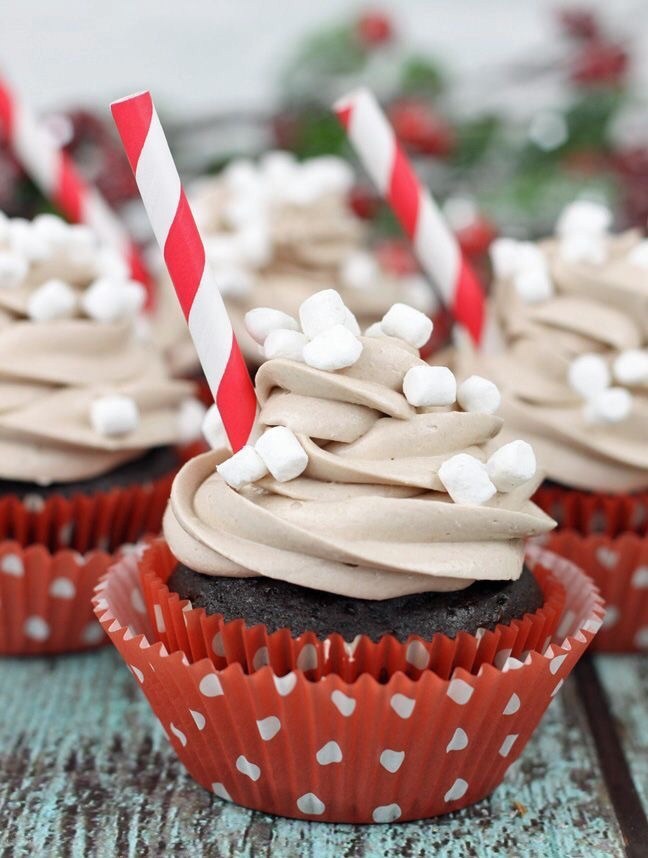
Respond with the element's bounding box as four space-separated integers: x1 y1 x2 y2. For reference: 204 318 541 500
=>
0 75 150 291
334 88 485 345
111 91 256 452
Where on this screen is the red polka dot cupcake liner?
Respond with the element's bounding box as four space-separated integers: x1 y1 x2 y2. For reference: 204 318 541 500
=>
138 541 567 682
93 545 603 823
534 484 648 537
0 540 114 655
540 531 648 653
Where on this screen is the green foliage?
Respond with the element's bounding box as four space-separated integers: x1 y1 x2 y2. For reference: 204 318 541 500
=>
399 55 446 98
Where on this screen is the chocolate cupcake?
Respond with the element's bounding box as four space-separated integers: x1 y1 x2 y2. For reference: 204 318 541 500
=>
152 151 437 376
0 212 205 654
466 199 648 650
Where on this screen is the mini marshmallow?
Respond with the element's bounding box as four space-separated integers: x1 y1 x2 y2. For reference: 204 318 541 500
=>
236 222 272 268
627 240 648 269
245 307 299 344
9 219 51 262
487 441 537 492
303 324 363 372
32 214 70 248
204 235 244 268
260 151 297 194
222 159 259 194
438 453 497 506
0 251 28 289
513 267 554 303
217 445 268 490
264 329 307 362
0 211 10 243
381 303 433 348
568 353 610 398
559 232 607 265
340 251 378 290
223 192 268 231
613 350 648 385
255 426 308 482
90 395 139 436
490 238 523 279
177 398 208 443
343 307 361 336
403 365 456 407
556 200 612 237
213 265 254 298
584 387 633 425
27 279 77 322
364 322 385 338
65 224 98 265
202 405 229 451
95 248 130 279
81 277 146 322
457 375 501 414
299 289 348 339
401 274 438 314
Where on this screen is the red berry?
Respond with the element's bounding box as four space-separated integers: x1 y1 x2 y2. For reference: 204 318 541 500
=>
388 100 454 156
455 216 497 258
570 41 628 86
357 10 393 47
348 184 380 220
559 9 600 41
374 239 418 275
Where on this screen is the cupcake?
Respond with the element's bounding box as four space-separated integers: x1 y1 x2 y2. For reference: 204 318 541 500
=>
471 199 648 650
0 212 205 654
152 151 437 376
95 290 603 822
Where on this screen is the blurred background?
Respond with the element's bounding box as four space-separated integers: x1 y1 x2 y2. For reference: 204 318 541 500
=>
2 0 648 266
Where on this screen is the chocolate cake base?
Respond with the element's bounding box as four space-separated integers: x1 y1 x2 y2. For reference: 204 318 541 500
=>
167 563 543 641
0 446 180 501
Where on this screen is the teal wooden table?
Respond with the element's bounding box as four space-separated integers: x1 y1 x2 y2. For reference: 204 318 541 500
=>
1 649 646 857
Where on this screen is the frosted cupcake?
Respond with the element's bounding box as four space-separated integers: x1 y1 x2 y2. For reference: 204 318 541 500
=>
0 212 205 654
152 151 436 375
474 200 648 649
96 290 603 823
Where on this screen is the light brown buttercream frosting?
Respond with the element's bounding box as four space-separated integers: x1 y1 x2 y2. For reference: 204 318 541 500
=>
165 336 553 598
472 231 648 493
0 229 192 485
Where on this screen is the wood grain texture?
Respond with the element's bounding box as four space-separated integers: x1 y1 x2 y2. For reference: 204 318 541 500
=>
0 649 641 858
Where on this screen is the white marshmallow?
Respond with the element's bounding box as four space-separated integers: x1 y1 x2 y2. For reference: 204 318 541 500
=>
559 232 607 265
65 224 98 265
438 453 497 506
32 214 69 248
177 398 207 443
204 235 244 268
303 324 362 372
381 303 433 348
236 222 272 268
613 350 648 386
568 354 610 398
513 267 554 303
584 387 633 425
90 395 139 436
245 309 297 347
202 405 229 451
223 192 267 231
245 307 299 344
9 219 51 262
264 329 307 362
299 289 348 339
343 307 361 336
255 426 308 482
81 278 146 322
457 375 501 414
260 151 297 195
0 211 10 243
403 365 456 407
627 240 648 269
27 279 77 322
95 248 130 279
222 159 259 194
487 441 537 492
401 274 438 314
489 238 522 279
556 200 612 237
217 445 268 490
364 322 385 338
340 251 378 291
0 251 28 289
213 265 253 298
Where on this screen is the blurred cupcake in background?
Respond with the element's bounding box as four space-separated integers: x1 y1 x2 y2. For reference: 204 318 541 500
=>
463 199 648 650
152 151 438 376
0 211 205 654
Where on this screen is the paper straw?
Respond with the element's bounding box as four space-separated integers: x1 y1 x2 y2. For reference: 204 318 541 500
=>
111 91 256 452
334 88 485 345
0 74 151 293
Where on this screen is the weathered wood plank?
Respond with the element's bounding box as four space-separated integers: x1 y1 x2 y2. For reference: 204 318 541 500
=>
0 649 630 857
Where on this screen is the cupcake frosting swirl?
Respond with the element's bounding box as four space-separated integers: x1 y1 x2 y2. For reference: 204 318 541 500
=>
481 225 648 493
0 215 196 485
165 333 553 599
